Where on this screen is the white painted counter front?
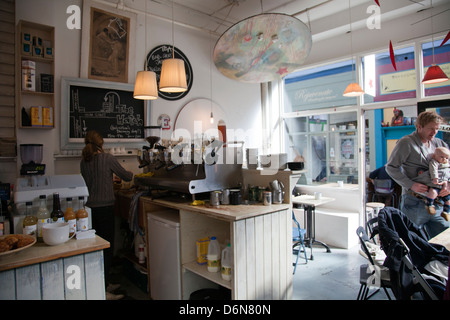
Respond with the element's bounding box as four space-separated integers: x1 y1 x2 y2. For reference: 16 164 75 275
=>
0 235 109 300
141 197 293 300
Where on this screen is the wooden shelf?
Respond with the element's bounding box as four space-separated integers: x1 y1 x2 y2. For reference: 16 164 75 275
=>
183 260 232 290
16 20 55 129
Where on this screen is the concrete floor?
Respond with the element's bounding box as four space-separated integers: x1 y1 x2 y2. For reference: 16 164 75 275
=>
109 243 392 300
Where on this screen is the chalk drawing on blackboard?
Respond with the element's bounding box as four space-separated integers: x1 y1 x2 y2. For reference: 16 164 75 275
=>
70 86 144 140
61 77 149 150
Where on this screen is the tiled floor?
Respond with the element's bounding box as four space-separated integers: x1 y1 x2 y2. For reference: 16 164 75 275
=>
109 243 392 300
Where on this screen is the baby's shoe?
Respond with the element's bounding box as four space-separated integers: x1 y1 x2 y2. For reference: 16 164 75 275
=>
426 205 436 215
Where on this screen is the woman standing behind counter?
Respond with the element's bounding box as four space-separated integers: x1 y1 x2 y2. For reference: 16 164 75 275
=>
80 130 133 300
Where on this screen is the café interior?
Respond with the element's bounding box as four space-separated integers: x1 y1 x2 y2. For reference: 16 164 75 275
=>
0 0 450 302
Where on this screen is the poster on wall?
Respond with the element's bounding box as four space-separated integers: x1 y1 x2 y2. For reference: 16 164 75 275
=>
80 0 136 83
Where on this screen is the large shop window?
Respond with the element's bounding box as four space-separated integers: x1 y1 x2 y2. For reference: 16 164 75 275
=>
284 60 358 113
284 111 359 185
362 46 416 103
422 39 450 97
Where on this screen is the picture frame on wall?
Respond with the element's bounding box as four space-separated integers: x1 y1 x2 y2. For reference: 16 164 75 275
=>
80 0 136 83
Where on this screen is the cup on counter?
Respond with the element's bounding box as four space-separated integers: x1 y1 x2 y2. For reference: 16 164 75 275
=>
263 191 272 206
314 192 322 200
210 191 222 207
221 189 230 205
337 180 344 188
230 189 241 205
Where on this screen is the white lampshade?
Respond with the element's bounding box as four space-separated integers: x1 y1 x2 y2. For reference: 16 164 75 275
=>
343 82 365 97
134 70 158 100
159 58 187 93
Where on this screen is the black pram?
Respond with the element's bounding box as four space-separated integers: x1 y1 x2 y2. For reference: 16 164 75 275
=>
377 207 449 299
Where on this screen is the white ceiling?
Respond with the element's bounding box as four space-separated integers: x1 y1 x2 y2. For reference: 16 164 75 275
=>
101 0 449 42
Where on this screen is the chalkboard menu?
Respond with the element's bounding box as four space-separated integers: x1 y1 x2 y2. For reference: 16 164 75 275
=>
146 44 193 101
68 82 145 140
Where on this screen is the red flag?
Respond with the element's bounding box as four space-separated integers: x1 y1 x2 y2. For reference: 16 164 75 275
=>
389 41 397 71
374 0 380 6
440 31 450 47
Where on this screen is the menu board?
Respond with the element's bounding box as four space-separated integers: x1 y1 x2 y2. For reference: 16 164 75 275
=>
63 78 145 141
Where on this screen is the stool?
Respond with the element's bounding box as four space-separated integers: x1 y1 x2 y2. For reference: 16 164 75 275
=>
365 202 385 228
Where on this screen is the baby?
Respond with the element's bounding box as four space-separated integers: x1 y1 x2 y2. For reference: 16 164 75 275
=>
424 146 450 221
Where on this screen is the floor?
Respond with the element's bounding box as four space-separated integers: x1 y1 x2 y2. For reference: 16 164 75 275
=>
108 243 392 301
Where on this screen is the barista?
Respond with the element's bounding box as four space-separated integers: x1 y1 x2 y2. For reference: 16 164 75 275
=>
80 130 133 300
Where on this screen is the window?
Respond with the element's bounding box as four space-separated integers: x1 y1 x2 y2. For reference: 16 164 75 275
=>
362 46 416 103
284 60 358 113
284 111 359 185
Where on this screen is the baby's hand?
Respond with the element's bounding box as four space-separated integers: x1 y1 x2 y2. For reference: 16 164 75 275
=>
433 178 441 185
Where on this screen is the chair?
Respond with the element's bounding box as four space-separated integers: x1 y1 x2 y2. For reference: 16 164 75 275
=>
372 179 397 208
356 226 392 300
292 211 307 274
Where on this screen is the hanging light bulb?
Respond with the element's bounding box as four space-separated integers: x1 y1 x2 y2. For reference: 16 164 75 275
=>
159 1 187 93
210 112 214 124
422 0 449 84
134 0 158 100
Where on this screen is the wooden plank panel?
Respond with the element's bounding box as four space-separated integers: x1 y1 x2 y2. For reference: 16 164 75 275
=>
271 211 280 299
41 259 64 300
278 210 288 299
262 213 272 299
234 219 246 299
15 264 41 300
0 269 16 299
63 255 86 300
245 217 255 299
84 251 106 299
254 215 264 299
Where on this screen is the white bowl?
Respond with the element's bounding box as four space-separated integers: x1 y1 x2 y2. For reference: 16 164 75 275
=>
42 222 72 246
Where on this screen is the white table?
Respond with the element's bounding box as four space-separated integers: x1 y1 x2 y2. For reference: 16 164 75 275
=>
292 194 335 260
429 227 450 251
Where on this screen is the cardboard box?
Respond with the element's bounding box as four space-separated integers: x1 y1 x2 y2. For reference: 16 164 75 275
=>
30 106 43 127
42 106 53 127
22 60 35 91
40 73 53 93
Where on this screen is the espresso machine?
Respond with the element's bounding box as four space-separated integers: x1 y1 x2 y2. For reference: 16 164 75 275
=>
136 135 244 197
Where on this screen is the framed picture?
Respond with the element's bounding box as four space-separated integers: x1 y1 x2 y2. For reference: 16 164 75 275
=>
61 77 150 150
80 0 136 83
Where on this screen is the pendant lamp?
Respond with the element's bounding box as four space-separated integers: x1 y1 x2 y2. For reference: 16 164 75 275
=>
343 0 364 97
159 1 187 93
134 0 158 100
422 0 449 84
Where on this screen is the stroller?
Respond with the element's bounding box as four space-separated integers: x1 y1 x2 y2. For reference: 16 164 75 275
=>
377 207 449 299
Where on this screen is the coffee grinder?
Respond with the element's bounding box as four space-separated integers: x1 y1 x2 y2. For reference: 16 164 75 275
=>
19 144 45 176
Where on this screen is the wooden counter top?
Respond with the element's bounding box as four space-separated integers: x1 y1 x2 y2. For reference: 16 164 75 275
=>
0 235 109 272
141 196 291 221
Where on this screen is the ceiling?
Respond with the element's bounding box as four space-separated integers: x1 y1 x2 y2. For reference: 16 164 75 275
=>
102 0 449 42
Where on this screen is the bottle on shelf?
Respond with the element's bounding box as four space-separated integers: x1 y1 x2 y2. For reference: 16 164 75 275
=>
76 196 89 232
51 192 64 223
221 243 232 281
64 197 76 237
36 194 50 242
207 236 221 273
23 201 37 237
